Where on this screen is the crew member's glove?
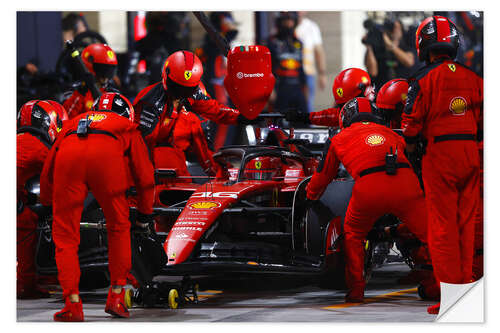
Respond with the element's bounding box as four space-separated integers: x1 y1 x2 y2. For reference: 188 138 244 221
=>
75 81 89 96
133 211 154 233
285 108 310 124
237 114 255 125
305 182 323 201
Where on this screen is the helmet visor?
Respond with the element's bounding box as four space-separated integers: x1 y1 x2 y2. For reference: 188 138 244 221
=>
93 63 117 79
166 77 198 99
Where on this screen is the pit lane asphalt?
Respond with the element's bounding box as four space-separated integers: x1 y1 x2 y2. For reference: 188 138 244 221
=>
17 261 437 322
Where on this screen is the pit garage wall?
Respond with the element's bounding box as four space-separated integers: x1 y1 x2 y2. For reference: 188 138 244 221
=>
17 12 62 72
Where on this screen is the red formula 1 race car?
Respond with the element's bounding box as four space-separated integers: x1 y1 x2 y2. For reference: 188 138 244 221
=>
128 116 404 309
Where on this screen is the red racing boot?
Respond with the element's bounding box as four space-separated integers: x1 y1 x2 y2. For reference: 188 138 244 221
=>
427 302 440 314
105 288 130 318
53 298 84 322
345 288 364 303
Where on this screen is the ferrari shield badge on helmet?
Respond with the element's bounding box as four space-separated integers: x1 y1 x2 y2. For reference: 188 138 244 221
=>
184 70 192 81
337 88 344 98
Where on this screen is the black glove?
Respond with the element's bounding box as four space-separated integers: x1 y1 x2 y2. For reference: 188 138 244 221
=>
134 211 154 232
237 114 256 125
75 81 89 96
367 225 389 242
285 108 310 124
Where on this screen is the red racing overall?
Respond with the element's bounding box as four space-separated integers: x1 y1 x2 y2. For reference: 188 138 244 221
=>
153 109 218 179
40 112 155 298
133 81 240 152
63 86 109 119
307 122 429 301
309 107 340 127
17 129 51 295
402 59 483 285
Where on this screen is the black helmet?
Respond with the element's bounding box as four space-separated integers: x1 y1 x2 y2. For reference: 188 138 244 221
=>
92 92 135 122
339 97 383 129
416 16 460 63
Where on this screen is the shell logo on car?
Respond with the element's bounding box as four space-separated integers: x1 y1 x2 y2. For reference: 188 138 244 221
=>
449 97 467 115
189 201 221 209
365 134 386 146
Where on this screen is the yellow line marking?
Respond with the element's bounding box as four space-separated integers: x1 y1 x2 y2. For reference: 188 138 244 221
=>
201 290 224 294
322 287 418 310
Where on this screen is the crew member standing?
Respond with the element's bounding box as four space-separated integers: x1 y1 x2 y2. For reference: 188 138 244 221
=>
307 97 434 302
40 93 155 321
133 50 244 153
401 16 483 314
63 43 120 118
17 100 68 299
286 68 373 127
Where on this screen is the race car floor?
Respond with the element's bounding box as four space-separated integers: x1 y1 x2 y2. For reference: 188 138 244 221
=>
17 262 436 322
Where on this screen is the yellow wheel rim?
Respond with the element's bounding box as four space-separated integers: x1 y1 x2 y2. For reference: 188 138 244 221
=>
168 289 179 309
124 288 133 309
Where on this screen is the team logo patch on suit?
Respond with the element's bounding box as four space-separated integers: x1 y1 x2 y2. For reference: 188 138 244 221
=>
88 114 107 122
189 202 220 209
365 134 386 146
448 64 456 72
86 101 94 110
184 70 192 80
449 97 467 115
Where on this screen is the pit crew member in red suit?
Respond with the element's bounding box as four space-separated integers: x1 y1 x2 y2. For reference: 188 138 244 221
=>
306 97 433 303
63 43 119 118
286 68 373 127
40 93 155 321
376 78 409 129
17 100 68 299
473 140 483 281
401 16 483 315
153 108 219 179
133 50 244 154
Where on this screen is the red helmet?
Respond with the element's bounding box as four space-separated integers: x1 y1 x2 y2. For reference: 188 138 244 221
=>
416 16 460 63
332 68 372 106
243 156 283 181
81 43 118 79
376 78 409 116
17 100 66 142
339 97 381 130
92 92 134 122
162 50 203 99
45 100 69 122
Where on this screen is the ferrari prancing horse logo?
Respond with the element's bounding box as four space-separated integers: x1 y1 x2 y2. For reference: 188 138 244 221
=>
336 88 343 98
255 161 262 169
184 70 192 80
